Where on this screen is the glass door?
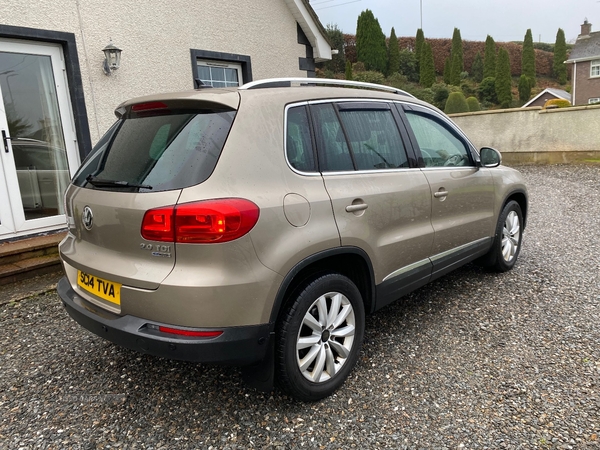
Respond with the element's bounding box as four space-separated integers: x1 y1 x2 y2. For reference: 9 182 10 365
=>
0 40 79 236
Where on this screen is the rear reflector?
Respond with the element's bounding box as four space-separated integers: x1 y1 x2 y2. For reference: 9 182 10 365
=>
141 198 259 243
158 326 223 338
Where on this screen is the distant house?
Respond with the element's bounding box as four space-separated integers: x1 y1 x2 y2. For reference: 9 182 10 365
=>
0 0 332 242
522 88 572 108
566 19 600 106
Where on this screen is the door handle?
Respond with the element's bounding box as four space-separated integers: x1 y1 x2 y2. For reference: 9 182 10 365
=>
345 203 368 213
2 130 11 153
433 190 449 198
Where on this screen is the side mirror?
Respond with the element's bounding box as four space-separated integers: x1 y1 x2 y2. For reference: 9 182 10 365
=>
480 147 502 168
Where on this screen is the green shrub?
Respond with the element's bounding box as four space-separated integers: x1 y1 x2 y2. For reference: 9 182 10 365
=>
466 96 481 112
478 77 497 104
345 60 353 80
518 74 532 103
352 62 366 73
385 72 408 88
445 91 469 114
352 70 386 85
543 98 571 109
432 83 450 109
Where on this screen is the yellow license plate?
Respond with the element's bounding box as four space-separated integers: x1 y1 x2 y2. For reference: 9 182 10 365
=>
77 270 121 305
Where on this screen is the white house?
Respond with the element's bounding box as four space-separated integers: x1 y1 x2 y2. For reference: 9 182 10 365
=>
0 0 331 242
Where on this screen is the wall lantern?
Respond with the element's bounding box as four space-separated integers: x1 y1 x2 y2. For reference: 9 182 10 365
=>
102 40 122 75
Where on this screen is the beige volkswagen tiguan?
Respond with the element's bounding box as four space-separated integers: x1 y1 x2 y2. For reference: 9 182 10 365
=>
58 78 527 401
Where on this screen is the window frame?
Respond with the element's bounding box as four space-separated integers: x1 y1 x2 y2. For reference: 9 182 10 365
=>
591 59 600 78
588 97 600 105
189 49 252 88
304 99 417 174
395 102 477 169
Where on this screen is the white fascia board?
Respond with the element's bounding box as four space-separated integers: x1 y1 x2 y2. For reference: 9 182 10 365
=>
284 0 332 62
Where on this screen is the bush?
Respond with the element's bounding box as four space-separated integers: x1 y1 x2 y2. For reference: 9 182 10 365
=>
352 70 386 85
385 72 408 89
543 98 571 109
466 96 481 111
432 83 450 109
478 77 497 104
352 62 366 73
445 91 469 114
460 80 476 98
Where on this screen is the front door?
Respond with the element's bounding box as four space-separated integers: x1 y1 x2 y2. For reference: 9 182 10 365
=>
0 40 79 237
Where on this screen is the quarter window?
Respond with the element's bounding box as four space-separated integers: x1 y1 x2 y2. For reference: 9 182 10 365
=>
404 110 471 168
286 106 316 172
311 103 354 172
591 60 600 77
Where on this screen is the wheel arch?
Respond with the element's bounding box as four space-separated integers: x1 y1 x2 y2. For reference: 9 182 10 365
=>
269 247 376 326
503 189 528 228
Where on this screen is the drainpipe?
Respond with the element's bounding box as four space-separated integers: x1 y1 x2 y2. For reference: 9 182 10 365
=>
572 61 577 105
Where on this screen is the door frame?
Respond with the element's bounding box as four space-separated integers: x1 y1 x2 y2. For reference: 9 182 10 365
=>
0 25 91 239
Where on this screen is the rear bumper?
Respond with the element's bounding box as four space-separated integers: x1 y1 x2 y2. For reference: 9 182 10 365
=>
57 277 271 365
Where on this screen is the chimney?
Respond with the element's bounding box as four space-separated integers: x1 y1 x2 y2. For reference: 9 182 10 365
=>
580 19 592 37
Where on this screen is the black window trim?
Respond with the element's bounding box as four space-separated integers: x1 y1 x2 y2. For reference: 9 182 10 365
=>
190 49 252 88
0 24 92 160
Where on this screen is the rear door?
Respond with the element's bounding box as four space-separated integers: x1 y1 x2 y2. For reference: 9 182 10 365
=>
397 104 495 276
311 100 434 306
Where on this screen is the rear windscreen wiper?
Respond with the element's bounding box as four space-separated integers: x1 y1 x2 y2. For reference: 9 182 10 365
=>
86 175 152 190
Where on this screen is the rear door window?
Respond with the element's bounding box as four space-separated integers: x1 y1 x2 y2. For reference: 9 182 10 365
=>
73 110 236 191
310 101 409 172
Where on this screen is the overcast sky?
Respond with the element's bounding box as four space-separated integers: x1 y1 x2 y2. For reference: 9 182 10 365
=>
312 0 600 43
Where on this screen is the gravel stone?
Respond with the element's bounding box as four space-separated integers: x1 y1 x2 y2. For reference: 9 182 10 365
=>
1 164 599 449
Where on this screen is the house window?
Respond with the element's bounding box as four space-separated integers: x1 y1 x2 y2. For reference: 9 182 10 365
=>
190 49 252 88
197 60 241 87
591 60 600 77
589 97 600 104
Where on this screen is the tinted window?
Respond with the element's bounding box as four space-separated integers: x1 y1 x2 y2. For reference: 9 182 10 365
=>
338 108 408 170
73 111 235 191
404 110 471 168
286 106 316 172
311 103 354 172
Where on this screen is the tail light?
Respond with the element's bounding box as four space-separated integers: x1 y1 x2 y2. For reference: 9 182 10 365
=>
141 198 259 243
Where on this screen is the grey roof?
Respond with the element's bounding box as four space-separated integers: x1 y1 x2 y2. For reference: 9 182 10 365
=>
522 88 571 108
567 31 600 61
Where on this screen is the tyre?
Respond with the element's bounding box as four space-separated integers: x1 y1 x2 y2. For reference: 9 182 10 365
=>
276 273 365 401
478 200 523 272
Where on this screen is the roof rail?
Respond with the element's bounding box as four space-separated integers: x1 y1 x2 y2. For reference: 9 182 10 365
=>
239 77 415 98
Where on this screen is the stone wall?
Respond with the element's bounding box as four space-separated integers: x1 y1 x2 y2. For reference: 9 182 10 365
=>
450 105 600 164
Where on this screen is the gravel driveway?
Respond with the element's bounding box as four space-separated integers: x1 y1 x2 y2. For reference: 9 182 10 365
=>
1 165 599 449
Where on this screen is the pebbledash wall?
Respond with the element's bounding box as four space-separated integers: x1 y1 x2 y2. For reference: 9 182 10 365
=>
450 105 600 165
1 0 314 144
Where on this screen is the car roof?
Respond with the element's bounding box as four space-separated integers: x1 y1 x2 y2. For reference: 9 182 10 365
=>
115 78 435 117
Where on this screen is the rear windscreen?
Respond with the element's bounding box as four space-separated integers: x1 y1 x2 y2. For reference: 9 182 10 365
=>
73 110 236 191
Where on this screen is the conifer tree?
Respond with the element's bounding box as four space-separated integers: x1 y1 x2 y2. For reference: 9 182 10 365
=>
443 57 452 84
518 74 532 103
322 24 346 74
387 27 400 76
496 48 512 108
450 28 464 85
471 52 484 83
483 35 496 79
415 28 425 72
356 9 388 73
345 60 353 80
419 41 436 88
553 28 568 85
522 29 536 86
